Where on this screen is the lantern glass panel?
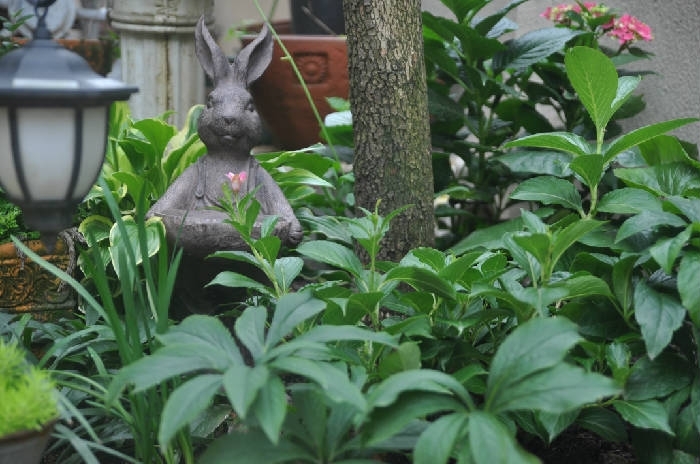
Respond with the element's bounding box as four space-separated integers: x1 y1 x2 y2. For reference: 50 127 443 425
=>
75 105 108 198
0 108 22 198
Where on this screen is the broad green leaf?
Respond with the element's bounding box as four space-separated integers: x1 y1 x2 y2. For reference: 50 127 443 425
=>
401 247 447 272
157 315 242 365
206 271 271 297
252 236 281 265
486 318 580 410
666 196 700 223
468 412 540 464
496 27 583 72
489 363 620 414
498 150 573 177
614 163 700 196
273 257 304 291
612 400 674 435
576 407 628 443
198 429 310 464
615 211 686 243
604 118 699 163
691 378 700 433
378 342 422 378
612 255 636 315
132 117 177 159
254 375 288 444
606 342 632 385
504 132 592 157
208 249 258 266
382 266 456 300
512 233 551 267
634 281 686 359
78 214 112 247
570 154 605 188
272 168 334 188
266 291 326 348
368 369 472 410
346 292 384 319
109 215 164 276
597 188 662 214
235 306 267 361
678 252 700 326
510 176 583 214
624 352 694 401
159 374 221 448
638 134 700 168
414 413 468 464
297 240 364 278
537 410 579 443
223 364 269 420
649 225 691 274
551 219 604 268
565 47 618 132
551 274 613 300
610 76 641 116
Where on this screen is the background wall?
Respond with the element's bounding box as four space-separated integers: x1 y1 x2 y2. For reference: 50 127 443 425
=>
216 0 699 145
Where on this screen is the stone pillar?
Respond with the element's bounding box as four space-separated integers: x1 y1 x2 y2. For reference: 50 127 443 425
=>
109 0 214 126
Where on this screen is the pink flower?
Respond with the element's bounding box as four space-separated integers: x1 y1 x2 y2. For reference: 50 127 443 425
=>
541 3 609 25
604 14 653 45
226 171 247 194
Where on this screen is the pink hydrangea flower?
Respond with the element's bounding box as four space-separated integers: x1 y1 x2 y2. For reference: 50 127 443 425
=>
541 2 609 24
604 14 653 45
226 171 247 194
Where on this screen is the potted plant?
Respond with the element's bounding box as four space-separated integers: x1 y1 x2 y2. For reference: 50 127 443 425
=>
241 0 348 149
0 340 59 464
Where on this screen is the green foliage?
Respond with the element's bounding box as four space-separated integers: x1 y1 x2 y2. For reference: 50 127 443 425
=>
0 340 58 436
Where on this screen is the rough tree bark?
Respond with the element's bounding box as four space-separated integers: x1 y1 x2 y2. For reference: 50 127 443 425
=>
343 0 434 261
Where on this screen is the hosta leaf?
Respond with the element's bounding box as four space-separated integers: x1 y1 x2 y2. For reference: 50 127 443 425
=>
468 412 540 464
678 252 700 326
510 176 583 214
597 188 662 214
615 210 686 243
634 281 686 360
504 132 592 157
565 47 618 131
612 400 674 435
159 374 221 448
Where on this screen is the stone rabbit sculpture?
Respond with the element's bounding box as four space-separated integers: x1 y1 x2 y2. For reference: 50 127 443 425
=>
148 16 303 312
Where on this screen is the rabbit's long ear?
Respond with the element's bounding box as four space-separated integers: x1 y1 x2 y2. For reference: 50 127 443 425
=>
233 24 273 87
195 15 231 83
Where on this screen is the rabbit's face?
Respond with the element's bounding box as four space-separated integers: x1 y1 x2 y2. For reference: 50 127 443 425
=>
197 84 263 155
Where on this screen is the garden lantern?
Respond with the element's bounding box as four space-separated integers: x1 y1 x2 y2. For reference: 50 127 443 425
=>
0 0 137 242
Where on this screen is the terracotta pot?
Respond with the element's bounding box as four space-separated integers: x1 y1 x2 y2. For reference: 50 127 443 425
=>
242 22 349 150
0 233 78 321
0 420 55 464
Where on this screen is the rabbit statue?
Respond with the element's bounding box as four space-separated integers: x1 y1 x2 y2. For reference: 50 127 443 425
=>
148 16 303 313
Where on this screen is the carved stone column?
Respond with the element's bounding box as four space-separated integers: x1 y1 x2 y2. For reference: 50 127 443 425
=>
109 0 214 126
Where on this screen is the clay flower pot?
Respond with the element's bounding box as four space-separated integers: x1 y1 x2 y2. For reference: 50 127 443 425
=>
241 21 349 150
0 420 55 464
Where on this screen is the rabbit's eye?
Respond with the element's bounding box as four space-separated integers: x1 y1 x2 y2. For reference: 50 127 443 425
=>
206 95 214 109
245 100 255 113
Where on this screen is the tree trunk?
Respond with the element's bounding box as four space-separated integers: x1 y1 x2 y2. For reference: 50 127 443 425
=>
343 0 434 261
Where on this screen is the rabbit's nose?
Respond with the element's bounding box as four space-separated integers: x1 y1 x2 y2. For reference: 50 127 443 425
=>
223 116 235 125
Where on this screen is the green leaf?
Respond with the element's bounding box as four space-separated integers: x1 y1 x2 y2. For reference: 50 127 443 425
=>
378 342 422 378
612 256 636 315
252 236 281 265
576 407 628 443
468 412 540 464
273 257 303 291
496 27 583 72
634 281 686 360
157 315 242 365
678 252 700 326
109 215 164 276
537 409 579 443
510 176 583 214
382 266 456 300
604 118 699 163
266 291 326 348
498 150 573 177
612 400 674 435
597 188 663 214
504 132 592 157
614 163 700 197
611 76 642 116
570 154 605 188
207 271 271 296
512 233 551 267
552 274 613 300
649 225 691 274
368 369 472 411
253 375 288 444
551 219 604 268
199 429 310 464
414 413 468 464
624 352 694 401
235 306 267 361
223 364 269 420
159 374 221 448
615 211 686 243
297 240 364 278
565 47 618 132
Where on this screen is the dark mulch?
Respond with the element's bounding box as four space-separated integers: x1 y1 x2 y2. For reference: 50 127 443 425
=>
523 426 637 464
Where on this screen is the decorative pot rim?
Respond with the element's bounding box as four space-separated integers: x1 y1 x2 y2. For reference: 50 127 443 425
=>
0 419 56 444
